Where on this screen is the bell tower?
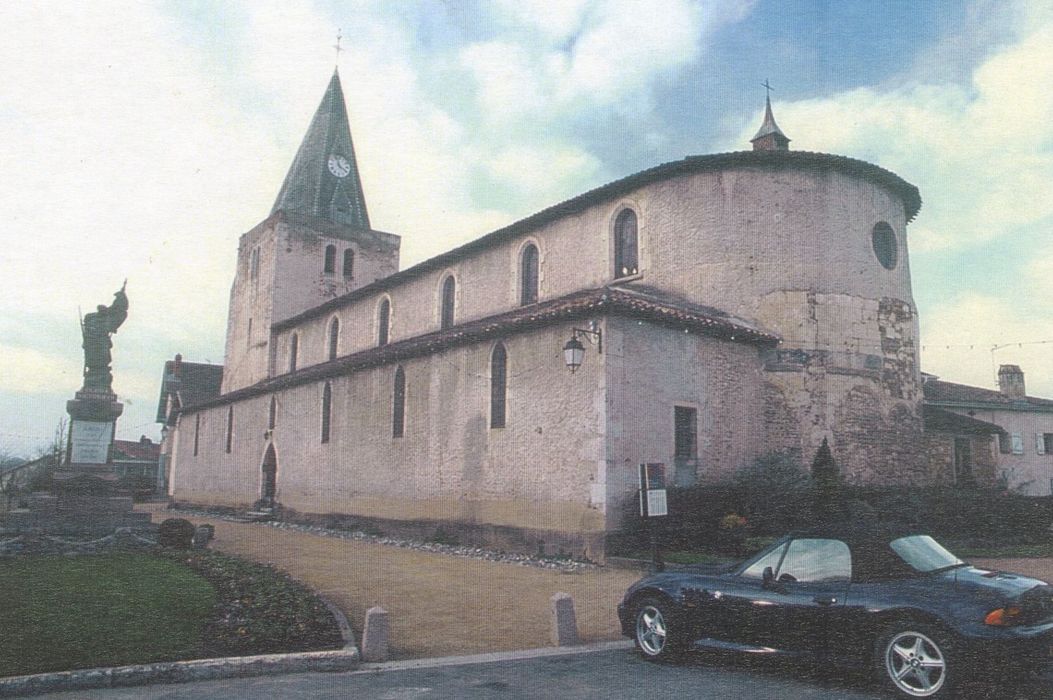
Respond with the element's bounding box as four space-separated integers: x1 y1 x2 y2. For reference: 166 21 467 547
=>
220 69 401 393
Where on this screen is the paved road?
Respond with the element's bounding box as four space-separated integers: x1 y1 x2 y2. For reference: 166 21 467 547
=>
36 644 1050 700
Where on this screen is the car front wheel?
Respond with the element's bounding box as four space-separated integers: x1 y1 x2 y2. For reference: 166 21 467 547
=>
877 626 955 698
633 596 684 662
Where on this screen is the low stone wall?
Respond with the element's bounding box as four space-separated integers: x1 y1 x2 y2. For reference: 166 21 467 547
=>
0 528 158 557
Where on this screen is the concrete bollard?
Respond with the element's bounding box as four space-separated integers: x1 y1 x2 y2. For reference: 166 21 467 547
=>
550 592 581 646
361 606 390 662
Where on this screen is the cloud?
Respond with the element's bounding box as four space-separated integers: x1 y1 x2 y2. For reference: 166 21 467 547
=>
920 293 1053 399
729 15 1053 254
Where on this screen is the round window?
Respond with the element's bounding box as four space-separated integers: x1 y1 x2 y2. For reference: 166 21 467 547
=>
871 222 897 270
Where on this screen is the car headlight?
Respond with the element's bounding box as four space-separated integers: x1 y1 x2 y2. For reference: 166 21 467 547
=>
984 606 1023 626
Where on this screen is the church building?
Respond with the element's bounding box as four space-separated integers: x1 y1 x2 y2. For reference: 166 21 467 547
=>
167 69 966 559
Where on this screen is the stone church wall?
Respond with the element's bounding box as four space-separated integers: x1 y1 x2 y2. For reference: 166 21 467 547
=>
603 316 770 529
171 320 610 559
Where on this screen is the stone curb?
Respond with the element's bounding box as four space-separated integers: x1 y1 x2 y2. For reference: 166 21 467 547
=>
0 596 359 698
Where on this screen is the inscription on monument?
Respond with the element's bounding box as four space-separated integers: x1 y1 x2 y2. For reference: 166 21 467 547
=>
70 420 113 464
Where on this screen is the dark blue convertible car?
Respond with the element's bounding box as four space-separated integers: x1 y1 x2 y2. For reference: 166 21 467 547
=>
618 526 1053 698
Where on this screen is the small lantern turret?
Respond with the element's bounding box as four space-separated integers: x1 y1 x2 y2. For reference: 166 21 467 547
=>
751 80 790 152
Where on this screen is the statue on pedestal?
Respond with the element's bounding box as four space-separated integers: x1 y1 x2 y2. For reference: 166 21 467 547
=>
81 282 128 393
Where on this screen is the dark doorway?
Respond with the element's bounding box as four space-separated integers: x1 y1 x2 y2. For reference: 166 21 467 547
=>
261 444 277 506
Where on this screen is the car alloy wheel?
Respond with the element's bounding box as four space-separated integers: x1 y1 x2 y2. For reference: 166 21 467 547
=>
635 603 668 657
882 630 948 698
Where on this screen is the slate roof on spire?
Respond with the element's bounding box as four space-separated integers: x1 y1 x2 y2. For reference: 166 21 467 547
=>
751 95 790 151
271 69 371 229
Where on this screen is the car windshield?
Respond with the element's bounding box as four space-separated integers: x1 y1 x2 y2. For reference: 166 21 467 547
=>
889 535 964 573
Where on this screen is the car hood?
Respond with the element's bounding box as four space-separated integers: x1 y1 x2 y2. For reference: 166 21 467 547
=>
953 566 1050 602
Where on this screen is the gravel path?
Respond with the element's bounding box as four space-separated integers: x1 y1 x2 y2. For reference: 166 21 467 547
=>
137 505 639 660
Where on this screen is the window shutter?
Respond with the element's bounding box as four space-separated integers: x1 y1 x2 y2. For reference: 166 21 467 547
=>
1038 433 1046 455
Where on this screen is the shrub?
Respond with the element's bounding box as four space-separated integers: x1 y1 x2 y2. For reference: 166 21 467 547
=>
158 518 196 549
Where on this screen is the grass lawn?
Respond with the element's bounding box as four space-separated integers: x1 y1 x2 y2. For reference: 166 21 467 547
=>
0 553 216 677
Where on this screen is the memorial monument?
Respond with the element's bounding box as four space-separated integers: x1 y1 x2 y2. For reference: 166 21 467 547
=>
58 281 129 489
2 282 152 536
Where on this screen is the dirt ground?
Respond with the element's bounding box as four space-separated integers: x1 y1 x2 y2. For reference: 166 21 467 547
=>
138 505 640 660
136 506 1053 661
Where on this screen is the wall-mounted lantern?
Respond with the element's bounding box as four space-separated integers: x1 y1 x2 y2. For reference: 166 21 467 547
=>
563 323 602 373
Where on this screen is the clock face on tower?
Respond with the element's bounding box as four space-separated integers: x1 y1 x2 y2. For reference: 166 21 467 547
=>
327 154 351 178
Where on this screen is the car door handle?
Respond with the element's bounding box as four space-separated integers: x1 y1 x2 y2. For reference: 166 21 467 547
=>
814 596 837 606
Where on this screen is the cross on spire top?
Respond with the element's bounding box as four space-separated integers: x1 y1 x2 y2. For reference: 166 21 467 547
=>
333 29 343 63
761 78 774 99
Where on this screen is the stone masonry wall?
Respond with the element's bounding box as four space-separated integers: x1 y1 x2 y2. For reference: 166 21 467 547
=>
171 321 609 559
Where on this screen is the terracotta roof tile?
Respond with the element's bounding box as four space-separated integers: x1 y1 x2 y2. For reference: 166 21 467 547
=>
187 285 779 413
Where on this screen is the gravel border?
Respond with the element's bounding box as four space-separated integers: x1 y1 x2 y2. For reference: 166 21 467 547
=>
165 507 599 573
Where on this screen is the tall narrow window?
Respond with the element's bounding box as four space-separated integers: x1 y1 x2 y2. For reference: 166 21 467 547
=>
490 343 507 429
954 437 973 486
674 406 697 459
614 209 639 278
193 414 200 456
328 317 340 360
268 396 277 431
378 299 390 346
520 244 539 305
321 382 332 443
246 317 252 347
343 248 355 278
249 247 259 280
225 406 234 454
440 276 456 329
392 366 406 438
324 244 336 274
289 334 299 372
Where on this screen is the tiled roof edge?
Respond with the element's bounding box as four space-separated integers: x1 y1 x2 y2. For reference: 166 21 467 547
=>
184 287 779 413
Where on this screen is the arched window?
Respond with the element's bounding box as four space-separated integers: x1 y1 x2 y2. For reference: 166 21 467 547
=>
614 209 639 278
392 366 406 438
440 275 456 329
871 222 898 270
328 317 340 360
268 396 277 431
225 406 234 454
378 299 391 346
490 342 507 429
324 244 336 274
289 334 299 372
520 244 539 305
193 414 200 456
321 382 332 443
343 248 355 278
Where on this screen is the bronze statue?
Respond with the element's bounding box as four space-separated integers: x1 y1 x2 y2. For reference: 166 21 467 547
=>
81 282 128 392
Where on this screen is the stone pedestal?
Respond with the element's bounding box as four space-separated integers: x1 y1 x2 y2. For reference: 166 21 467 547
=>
55 389 124 492
0 388 152 537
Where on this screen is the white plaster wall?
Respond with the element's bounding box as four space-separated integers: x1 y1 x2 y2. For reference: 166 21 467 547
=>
946 406 1053 495
604 316 769 525
271 165 915 383
171 321 609 540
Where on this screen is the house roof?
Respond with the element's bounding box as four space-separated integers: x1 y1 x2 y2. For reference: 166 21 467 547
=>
923 378 1053 412
156 359 224 422
274 148 921 332
271 69 370 229
113 439 160 461
922 404 1005 435
187 284 779 413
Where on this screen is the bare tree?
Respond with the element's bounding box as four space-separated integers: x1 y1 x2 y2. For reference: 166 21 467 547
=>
36 417 68 466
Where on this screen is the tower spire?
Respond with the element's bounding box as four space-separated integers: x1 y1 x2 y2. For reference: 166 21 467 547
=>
750 80 790 152
271 69 371 229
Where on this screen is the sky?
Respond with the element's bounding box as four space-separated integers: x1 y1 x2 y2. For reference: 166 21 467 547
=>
1 0 1052 457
